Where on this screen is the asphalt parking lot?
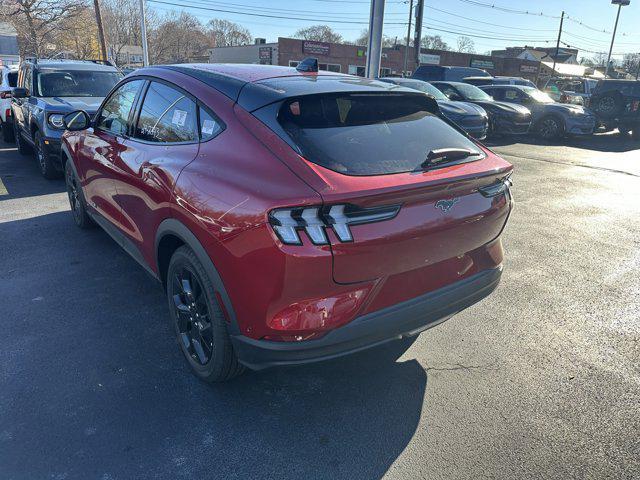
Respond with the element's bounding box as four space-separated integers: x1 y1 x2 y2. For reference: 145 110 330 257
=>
1 133 639 479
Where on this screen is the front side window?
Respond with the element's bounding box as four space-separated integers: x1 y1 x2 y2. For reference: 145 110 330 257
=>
277 93 483 176
134 81 197 143
452 83 493 101
96 79 144 135
524 87 555 104
35 70 122 97
504 89 520 101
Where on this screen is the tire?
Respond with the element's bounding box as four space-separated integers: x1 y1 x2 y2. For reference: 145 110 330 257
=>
35 131 60 179
536 115 564 140
64 160 94 229
592 93 623 118
13 121 32 155
1 120 15 143
167 246 245 382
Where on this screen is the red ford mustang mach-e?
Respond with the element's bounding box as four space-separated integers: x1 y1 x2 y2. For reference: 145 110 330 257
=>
61 63 513 381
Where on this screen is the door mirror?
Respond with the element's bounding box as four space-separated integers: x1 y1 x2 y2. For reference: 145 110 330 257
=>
63 110 91 131
11 87 28 98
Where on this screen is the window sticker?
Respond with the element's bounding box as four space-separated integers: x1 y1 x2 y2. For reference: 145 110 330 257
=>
171 109 188 127
202 119 217 135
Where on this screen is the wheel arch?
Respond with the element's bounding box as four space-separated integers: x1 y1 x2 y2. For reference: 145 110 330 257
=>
155 218 240 335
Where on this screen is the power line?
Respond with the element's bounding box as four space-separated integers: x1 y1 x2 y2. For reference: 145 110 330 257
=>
453 0 560 19
147 0 408 24
425 18 553 41
423 25 554 44
426 5 557 32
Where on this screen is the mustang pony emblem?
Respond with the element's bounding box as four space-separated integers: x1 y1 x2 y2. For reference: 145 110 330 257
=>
435 198 460 213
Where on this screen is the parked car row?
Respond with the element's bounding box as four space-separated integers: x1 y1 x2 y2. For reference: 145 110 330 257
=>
1 57 516 381
0 64 18 142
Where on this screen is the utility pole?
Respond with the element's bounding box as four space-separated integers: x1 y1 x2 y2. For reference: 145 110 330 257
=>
414 0 424 67
365 0 386 78
402 0 413 77
93 0 108 62
139 0 150 66
551 11 564 77
605 0 630 78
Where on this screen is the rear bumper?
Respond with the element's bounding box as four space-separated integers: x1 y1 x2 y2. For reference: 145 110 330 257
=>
232 266 502 370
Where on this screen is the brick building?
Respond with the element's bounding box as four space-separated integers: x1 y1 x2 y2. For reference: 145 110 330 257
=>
209 37 542 81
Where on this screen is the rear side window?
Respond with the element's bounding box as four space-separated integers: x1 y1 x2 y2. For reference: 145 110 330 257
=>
96 79 144 136
135 81 197 143
277 93 483 176
199 108 223 141
7 71 18 87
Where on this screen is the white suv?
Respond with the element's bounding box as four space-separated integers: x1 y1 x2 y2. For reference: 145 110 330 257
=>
1 64 18 142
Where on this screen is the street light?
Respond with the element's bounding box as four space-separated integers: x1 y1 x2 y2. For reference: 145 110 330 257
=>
605 0 630 78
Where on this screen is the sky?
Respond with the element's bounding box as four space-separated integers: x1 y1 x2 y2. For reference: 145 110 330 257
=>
147 0 640 61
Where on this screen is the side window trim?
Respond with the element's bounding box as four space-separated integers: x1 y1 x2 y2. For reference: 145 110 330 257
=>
128 80 149 137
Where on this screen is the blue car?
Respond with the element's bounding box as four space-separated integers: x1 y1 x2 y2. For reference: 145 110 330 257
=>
380 77 489 140
480 85 597 140
11 59 122 178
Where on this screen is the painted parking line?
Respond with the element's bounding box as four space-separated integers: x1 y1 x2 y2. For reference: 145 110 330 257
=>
0 177 8 196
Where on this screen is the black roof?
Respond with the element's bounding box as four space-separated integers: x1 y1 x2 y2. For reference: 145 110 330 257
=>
158 64 419 112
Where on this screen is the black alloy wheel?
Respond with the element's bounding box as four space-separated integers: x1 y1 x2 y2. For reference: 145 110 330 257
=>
537 116 563 140
64 161 93 229
171 267 215 366
166 246 245 382
35 131 59 179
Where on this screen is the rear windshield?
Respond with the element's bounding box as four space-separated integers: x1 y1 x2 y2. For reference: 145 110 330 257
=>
277 93 483 176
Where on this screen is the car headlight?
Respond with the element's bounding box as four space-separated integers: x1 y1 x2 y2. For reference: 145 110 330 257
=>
48 113 65 129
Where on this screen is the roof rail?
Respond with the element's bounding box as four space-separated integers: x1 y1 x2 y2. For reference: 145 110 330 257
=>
88 59 115 67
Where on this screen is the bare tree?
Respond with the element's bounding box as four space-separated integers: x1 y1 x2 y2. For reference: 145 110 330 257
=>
101 0 143 61
456 36 475 54
149 11 211 64
352 29 395 48
421 35 450 51
207 19 251 47
294 25 342 43
56 5 102 59
1 0 85 57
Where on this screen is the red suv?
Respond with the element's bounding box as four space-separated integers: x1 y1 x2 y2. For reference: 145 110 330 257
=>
61 63 513 381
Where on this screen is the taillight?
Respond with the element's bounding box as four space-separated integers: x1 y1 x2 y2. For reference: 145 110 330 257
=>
269 204 401 245
5 108 10 118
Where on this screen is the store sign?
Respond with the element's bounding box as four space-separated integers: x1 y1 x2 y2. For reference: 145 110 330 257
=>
303 41 330 56
520 64 538 73
419 53 440 65
258 47 272 60
470 59 495 70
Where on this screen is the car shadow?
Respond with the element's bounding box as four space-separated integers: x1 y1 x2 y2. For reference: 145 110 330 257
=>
485 131 639 153
0 211 427 480
0 140 66 201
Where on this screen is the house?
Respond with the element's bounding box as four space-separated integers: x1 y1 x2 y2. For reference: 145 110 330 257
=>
493 46 579 65
0 22 20 66
110 45 144 67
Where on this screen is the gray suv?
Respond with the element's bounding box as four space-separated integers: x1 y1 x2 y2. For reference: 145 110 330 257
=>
11 59 122 178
